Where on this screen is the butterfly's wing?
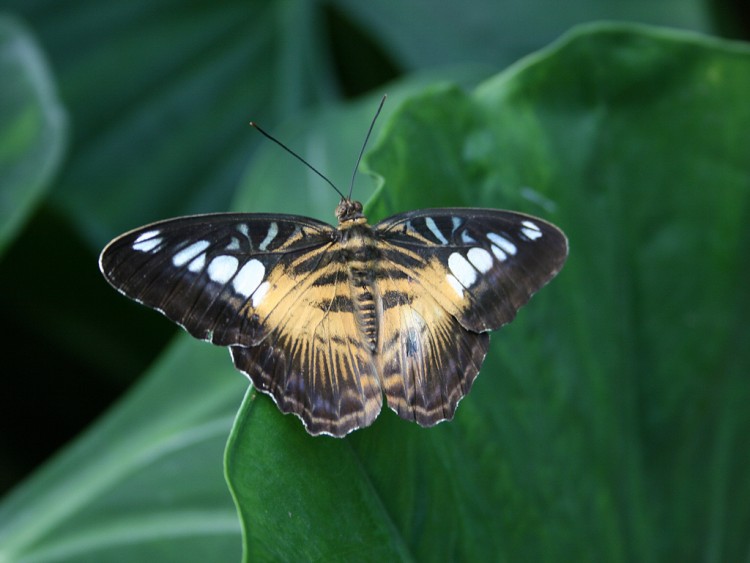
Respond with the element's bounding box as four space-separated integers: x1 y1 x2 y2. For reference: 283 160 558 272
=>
100 213 334 346
374 270 490 427
375 208 569 332
373 208 568 425
100 213 382 436
228 246 383 437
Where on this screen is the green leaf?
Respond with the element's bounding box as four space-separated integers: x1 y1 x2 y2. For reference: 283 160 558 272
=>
335 0 711 69
0 338 245 562
233 68 490 222
10 1 354 245
0 15 67 255
227 23 750 562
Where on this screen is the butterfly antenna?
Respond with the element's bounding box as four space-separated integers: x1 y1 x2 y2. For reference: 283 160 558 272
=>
348 94 387 201
249 121 347 200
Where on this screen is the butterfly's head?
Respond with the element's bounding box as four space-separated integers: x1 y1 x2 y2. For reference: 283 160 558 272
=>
336 198 365 225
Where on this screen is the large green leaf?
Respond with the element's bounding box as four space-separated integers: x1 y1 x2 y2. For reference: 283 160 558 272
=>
49 1 335 244
0 15 66 255
233 67 490 222
0 338 245 562
337 0 710 69
227 24 750 562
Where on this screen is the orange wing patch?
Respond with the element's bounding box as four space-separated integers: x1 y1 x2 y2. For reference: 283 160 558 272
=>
375 267 489 427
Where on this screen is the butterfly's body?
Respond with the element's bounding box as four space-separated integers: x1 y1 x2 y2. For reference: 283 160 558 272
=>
333 216 381 352
101 198 567 436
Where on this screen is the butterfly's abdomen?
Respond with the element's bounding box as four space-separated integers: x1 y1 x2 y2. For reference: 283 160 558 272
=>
350 266 378 352
341 226 381 354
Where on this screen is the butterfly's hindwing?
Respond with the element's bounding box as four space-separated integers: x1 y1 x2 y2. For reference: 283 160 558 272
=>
99 213 336 347
374 267 490 426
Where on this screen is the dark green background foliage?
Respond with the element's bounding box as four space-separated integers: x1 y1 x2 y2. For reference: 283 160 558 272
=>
1 2 749 562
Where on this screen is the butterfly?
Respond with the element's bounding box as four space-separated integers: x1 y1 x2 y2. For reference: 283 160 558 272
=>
99 101 568 437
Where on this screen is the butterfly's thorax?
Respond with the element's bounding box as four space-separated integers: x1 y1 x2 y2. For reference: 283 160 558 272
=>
337 217 381 353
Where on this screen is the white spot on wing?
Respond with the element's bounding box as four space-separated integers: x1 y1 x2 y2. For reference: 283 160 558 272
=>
446 273 464 297
188 253 206 272
522 227 543 240
207 255 239 283
461 230 476 244
226 237 240 251
173 240 211 267
487 232 517 255
133 237 162 252
425 217 448 244
448 252 477 287
490 245 507 261
233 259 265 297
521 222 543 240
134 230 160 243
251 281 271 307
258 222 278 251
451 216 461 233
467 247 493 273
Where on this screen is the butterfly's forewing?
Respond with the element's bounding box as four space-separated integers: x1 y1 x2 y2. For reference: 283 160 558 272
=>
99 213 336 347
375 209 568 332
373 209 568 424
